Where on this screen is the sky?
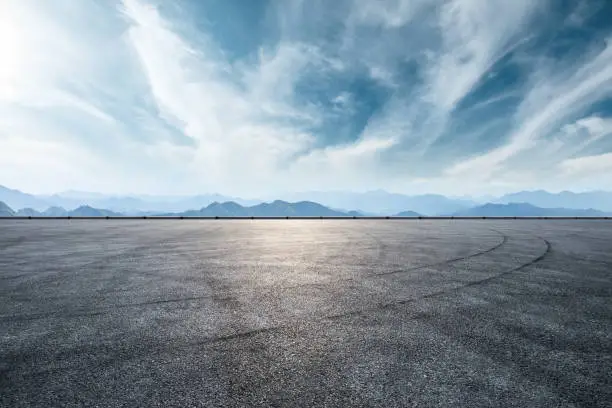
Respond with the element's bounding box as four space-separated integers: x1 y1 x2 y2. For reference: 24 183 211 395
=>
1 0 612 198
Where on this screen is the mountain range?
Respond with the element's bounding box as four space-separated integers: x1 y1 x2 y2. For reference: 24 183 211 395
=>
162 200 362 217
2 204 122 217
0 185 258 214
0 201 363 218
1 199 610 218
278 190 477 215
451 203 609 217
492 190 612 212
1 184 612 216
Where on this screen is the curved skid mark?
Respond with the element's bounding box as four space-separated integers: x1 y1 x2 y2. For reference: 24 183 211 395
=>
461 237 552 289
3 237 553 353
197 235 554 345
0 229 513 322
0 238 555 381
373 230 508 277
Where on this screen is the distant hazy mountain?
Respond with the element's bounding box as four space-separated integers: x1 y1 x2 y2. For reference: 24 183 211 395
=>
280 190 475 215
43 206 69 216
54 190 109 200
172 195 261 212
38 191 260 214
2 198 610 218
252 200 348 217
346 210 363 217
454 203 609 217
4 184 612 215
0 185 49 211
395 210 422 217
0 203 119 217
40 188 473 215
0 186 479 214
68 206 122 217
15 208 41 216
166 200 352 217
496 190 612 212
0 201 15 216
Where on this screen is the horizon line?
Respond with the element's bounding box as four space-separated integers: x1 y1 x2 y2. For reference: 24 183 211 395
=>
2 216 610 221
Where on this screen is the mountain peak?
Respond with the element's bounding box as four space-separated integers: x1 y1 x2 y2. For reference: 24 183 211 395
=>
0 201 15 216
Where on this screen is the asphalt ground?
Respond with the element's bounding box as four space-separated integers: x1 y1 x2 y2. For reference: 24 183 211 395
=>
0 220 611 407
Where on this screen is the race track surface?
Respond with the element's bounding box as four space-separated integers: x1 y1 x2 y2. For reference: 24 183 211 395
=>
1 220 611 407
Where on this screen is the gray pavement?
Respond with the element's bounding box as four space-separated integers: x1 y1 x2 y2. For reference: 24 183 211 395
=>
0 220 611 407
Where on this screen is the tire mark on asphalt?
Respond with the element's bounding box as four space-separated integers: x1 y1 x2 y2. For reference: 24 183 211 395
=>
333 236 552 313
361 226 474 272
0 234 548 345
0 228 511 321
460 237 552 289
0 236 556 376
147 236 550 347
373 229 508 277
201 235 552 344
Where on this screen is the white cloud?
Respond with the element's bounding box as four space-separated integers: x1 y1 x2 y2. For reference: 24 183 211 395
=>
120 0 397 196
285 136 399 192
332 92 351 106
425 0 539 112
350 0 435 28
445 36 612 179
562 116 612 144
0 0 611 196
559 152 612 176
0 136 111 194
337 0 542 155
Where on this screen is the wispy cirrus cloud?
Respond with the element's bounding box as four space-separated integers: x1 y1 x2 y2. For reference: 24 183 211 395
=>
446 35 612 183
0 0 611 196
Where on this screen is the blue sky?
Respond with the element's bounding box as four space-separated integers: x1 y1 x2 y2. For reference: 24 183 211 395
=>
1 0 612 197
